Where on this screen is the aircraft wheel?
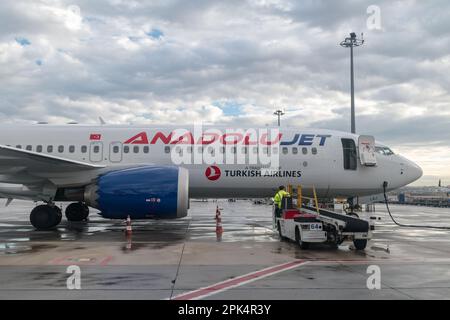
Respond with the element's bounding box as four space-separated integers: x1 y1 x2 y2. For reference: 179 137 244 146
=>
65 202 89 221
353 239 367 250
295 227 309 249
30 205 62 230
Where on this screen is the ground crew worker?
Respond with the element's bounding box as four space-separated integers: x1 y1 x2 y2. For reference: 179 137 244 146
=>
274 186 290 217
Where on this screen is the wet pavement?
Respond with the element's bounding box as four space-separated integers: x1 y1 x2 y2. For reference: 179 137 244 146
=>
1 199 450 299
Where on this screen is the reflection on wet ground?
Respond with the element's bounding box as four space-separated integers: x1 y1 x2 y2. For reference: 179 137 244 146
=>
0 200 278 251
1 200 450 299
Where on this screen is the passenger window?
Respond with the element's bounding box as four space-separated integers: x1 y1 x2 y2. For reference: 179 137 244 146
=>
312 147 317 155
47 146 53 153
282 147 288 155
36 145 43 153
124 146 130 154
58 145 64 153
113 146 119 153
143 146 149 153
133 146 139 153
292 147 298 155
69 145 75 153
93 146 99 153
81 145 87 153
341 138 357 170
164 146 170 154
302 147 308 155
26 145 32 151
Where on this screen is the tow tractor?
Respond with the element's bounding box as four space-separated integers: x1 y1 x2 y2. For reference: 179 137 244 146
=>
273 185 374 250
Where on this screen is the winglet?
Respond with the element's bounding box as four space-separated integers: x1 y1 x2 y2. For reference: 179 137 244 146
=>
99 117 106 125
5 198 13 207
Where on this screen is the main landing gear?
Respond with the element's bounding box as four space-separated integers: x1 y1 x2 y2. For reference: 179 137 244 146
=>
29 202 90 230
30 204 62 230
65 202 89 222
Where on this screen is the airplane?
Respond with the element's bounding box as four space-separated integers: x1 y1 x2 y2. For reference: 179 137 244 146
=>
0 124 422 230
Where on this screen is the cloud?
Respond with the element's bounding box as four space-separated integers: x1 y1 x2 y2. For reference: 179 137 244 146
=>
0 0 449 185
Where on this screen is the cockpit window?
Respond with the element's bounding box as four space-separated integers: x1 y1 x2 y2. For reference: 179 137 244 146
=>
375 146 394 156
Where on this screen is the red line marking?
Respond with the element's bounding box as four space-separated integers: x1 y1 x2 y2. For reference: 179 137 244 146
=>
100 256 113 266
49 255 113 266
49 256 70 265
172 260 307 300
312 258 431 264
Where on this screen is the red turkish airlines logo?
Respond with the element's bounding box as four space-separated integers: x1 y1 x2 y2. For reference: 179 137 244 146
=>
205 166 221 181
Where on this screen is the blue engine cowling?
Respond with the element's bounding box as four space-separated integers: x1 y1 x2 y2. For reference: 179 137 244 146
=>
84 165 189 219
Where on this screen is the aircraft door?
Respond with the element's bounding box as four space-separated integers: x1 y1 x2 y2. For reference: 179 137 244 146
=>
358 135 377 166
341 138 358 170
109 142 123 163
89 142 103 162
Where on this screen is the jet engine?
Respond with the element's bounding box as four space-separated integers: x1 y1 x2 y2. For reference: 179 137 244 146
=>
83 165 189 219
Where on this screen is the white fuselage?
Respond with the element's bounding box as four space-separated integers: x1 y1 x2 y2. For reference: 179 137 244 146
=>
0 124 422 200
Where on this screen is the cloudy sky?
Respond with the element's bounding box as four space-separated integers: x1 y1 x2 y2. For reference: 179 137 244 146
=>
0 0 449 186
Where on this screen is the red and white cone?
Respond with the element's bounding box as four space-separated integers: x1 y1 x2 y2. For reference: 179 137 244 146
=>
125 215 132 236
215 206 223 234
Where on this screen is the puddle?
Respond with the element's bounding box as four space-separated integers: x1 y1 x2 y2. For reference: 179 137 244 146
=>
0 243 57 255
8 238 30 242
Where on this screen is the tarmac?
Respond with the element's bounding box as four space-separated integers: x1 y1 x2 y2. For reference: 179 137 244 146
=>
1 199 450 300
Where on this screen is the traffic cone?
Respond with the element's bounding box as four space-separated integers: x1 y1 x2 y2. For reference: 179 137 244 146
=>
125 215 132 236
215 207 223 234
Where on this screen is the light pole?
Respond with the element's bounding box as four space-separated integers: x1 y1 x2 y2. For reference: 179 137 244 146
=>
340 32 364 134
273 109 285 127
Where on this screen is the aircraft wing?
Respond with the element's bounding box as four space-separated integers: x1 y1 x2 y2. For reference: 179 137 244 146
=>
0 144 105 175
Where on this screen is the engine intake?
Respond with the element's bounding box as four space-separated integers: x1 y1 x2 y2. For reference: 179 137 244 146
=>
84 165 189 219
